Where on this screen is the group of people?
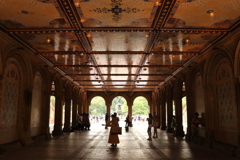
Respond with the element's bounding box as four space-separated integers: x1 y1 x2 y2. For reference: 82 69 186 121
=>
146 113 159 140
77 113 91 132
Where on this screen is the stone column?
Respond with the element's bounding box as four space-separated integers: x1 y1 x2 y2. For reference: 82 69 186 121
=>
20 90 34 146
174 97 184 137
160 89 167 130
63 96 71 132
166 97 173 133
52 95 63 136
72 99 77 128
128 103 133 117
234 80 240 158
106 103 111 127
166 85 173 133
43 90 51 139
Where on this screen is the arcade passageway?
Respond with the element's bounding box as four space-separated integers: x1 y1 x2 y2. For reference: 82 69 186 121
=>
0 124 238 160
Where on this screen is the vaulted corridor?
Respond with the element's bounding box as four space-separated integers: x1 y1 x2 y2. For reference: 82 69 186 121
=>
1 124 238 160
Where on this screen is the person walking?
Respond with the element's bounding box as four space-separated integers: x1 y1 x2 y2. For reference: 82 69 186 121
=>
147 113 153 140
108 114 120 147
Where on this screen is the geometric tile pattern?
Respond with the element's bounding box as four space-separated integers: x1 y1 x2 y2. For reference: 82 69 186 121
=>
216 62 238 132
2 65 20 125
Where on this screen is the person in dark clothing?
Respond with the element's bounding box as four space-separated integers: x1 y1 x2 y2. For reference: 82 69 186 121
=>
147 113 153 140
105 113 108 129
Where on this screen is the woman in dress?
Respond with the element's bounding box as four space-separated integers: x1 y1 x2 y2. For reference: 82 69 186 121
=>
108 114 120 147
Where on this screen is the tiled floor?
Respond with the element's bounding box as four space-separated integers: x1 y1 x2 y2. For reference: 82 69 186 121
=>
0 121 238 160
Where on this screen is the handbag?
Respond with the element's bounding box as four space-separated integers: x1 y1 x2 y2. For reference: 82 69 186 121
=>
111 126 122 135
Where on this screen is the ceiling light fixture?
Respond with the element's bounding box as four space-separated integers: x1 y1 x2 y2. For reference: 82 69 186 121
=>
155 2 161 6
207 10 214 18
75 0 80 7
46 37 51 44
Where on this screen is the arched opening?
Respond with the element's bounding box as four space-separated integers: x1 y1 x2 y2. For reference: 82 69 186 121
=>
111 96 127 121
182 82 187 134
132 96 150 127
193 72 205 139
89 96 106 127
49 81 55 133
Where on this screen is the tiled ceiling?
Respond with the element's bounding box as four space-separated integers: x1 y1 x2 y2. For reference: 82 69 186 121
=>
0 0 239 94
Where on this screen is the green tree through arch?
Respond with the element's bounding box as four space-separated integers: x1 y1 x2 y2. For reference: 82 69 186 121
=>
89 96 106 115
132 96 149 115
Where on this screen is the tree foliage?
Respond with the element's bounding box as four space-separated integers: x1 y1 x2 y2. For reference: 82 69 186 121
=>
89 96 150 116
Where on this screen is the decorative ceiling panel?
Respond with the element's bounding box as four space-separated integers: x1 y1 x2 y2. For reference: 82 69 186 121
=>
59 67 93 74
76 0 159 27
41 54 87 65
16 32 84 52
153 32 222 52
102 76 135 81
146 53 197 65
0 0 70 29
104 81 132 86
164 0 240 29
139 67 177 75
93 54 144 65
0 0 239 93
137 75 165 81
89 32 149 51
99 67 138 74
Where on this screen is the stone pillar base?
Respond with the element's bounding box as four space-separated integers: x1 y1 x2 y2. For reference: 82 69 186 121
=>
46 133 51 140
52 130 63 136
63 127 71 132
20 137 34 147
176 130 185 137
235 147 240 158
161 125 166 130
166 127 173 133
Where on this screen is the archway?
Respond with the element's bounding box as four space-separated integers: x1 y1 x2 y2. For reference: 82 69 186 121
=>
111 96 128 121
89 96 106 127
49 81 55 133
132 96 150 127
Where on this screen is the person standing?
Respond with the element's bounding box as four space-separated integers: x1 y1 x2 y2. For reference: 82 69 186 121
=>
147 113 153 140
171 115 177 136
153 114 159 138
77 114 83 133
191 112 201 141
105 113 108 129
108 114 120 147
85 113 91 131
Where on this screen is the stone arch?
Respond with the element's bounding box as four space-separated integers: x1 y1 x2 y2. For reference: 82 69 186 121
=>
109 93 130 106
87 92 108 107
131 92 151 107
51 74 63 97
3 49 33 88
234 40 240 78
204 49 238 145
0 58 22 129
